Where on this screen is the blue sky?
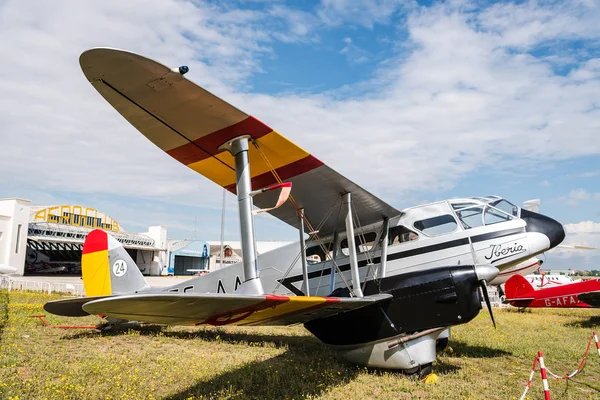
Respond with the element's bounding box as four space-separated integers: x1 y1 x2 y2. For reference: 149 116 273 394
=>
1 0 599 269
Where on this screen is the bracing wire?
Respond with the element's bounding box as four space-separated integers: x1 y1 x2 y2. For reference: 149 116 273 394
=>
252 140 353 294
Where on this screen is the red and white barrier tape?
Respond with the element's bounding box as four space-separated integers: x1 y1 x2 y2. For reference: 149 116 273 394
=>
545 334 594 380
519 356 539 400
519 332 600 400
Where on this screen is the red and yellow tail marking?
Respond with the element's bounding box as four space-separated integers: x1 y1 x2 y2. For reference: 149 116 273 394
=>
81 230 112 296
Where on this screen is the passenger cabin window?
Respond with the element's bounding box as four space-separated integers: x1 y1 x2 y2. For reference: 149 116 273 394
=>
455 206 485 229
484 206 512 225
306 242 333 264
388 225 419 245
413 215 457 236
340 232 377 256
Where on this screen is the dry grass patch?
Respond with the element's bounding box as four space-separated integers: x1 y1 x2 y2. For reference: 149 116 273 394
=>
0 290 599 399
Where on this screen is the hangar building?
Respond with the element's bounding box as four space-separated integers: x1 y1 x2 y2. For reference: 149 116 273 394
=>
1 198 293 277
0 198 167 276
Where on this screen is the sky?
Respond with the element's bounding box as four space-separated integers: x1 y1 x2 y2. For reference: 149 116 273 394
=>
0 0 599 270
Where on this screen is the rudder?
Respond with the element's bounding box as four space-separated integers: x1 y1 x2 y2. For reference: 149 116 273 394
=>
504 274 535 299
82 229 149 296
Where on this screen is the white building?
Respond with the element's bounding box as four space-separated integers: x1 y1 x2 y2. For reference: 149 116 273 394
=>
0 198 166 276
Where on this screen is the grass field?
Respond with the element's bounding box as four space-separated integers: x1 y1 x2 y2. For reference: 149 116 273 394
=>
1 290 599 400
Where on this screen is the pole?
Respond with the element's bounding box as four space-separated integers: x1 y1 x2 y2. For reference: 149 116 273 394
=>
219 188 226 269
298 209 310 296
538 351 551 400
343 192 363 298
379 218 389 279
218 136 263 295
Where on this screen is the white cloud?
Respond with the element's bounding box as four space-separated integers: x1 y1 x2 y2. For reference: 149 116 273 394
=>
560 189 600 205
339 37 370 63
564 221 600 234
1 0 600 241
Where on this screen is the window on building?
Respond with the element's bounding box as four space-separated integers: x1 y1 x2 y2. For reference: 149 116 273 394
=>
413 215 458 236
340 232 377 256
388 225 419 245
15 224 21 253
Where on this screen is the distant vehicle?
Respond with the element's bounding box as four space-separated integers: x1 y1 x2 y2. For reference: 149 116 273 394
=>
504 274 600 308
524 272 580 288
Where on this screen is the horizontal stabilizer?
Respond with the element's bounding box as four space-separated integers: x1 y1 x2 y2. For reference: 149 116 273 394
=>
44 296 113 317
578 291 600 307
81 293 392 326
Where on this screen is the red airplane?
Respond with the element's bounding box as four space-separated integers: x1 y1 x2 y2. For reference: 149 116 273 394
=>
504 274 600 308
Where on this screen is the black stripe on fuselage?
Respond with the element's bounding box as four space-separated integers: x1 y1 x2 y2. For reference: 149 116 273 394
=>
277 227 526 293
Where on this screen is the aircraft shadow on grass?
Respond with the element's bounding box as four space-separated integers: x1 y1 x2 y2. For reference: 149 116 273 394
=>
165 349 359 400
445 340 512 358
564 315 600 329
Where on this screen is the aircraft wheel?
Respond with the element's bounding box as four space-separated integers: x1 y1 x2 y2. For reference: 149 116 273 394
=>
417 363 433 379
436 337 449 353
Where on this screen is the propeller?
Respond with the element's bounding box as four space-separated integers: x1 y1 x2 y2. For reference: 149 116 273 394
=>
474 264 499 330
556 244 597 250
479 280 496 329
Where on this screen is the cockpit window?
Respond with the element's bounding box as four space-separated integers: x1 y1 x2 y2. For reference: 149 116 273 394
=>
489 199 519 217
388 225 419 245
340 232 377 256
455 206 485 229
484 207 512 225
413 215 458 236
452 202 479 210
306 242 333 264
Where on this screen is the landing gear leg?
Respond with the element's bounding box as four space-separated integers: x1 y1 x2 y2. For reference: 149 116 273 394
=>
497 285 506 303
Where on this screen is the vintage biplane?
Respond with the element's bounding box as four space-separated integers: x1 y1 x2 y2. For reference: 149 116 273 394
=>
45 48 567 374
505 274 600 308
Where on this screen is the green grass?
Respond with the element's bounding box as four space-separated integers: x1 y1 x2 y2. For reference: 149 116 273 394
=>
1 290 599 400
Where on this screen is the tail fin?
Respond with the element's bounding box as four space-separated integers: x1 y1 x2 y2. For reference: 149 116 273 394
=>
504 274 535 299
82 229 149 296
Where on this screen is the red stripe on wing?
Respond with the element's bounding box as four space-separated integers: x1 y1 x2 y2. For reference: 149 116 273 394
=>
167 116 273 164
225 155 324 193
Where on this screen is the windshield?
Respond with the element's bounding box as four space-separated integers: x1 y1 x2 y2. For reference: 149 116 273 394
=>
489 199 519 217
453 203 514 229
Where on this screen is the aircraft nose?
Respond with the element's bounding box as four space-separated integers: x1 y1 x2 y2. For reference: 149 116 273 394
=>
520 209 565 249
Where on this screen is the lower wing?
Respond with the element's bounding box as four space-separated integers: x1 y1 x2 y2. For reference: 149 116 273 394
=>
47 293 391 326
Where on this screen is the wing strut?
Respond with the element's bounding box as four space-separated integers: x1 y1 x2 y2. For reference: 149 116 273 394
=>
378 218 389 279
329 230 339 294
343 192 363 298
298 208 310 295
218 136 264 295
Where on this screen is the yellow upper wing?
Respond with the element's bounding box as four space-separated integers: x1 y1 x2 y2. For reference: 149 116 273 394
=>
80 48 400 235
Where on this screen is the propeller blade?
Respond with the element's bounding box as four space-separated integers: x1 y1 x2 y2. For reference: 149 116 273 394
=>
480 280 496 330
557 244 597 250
